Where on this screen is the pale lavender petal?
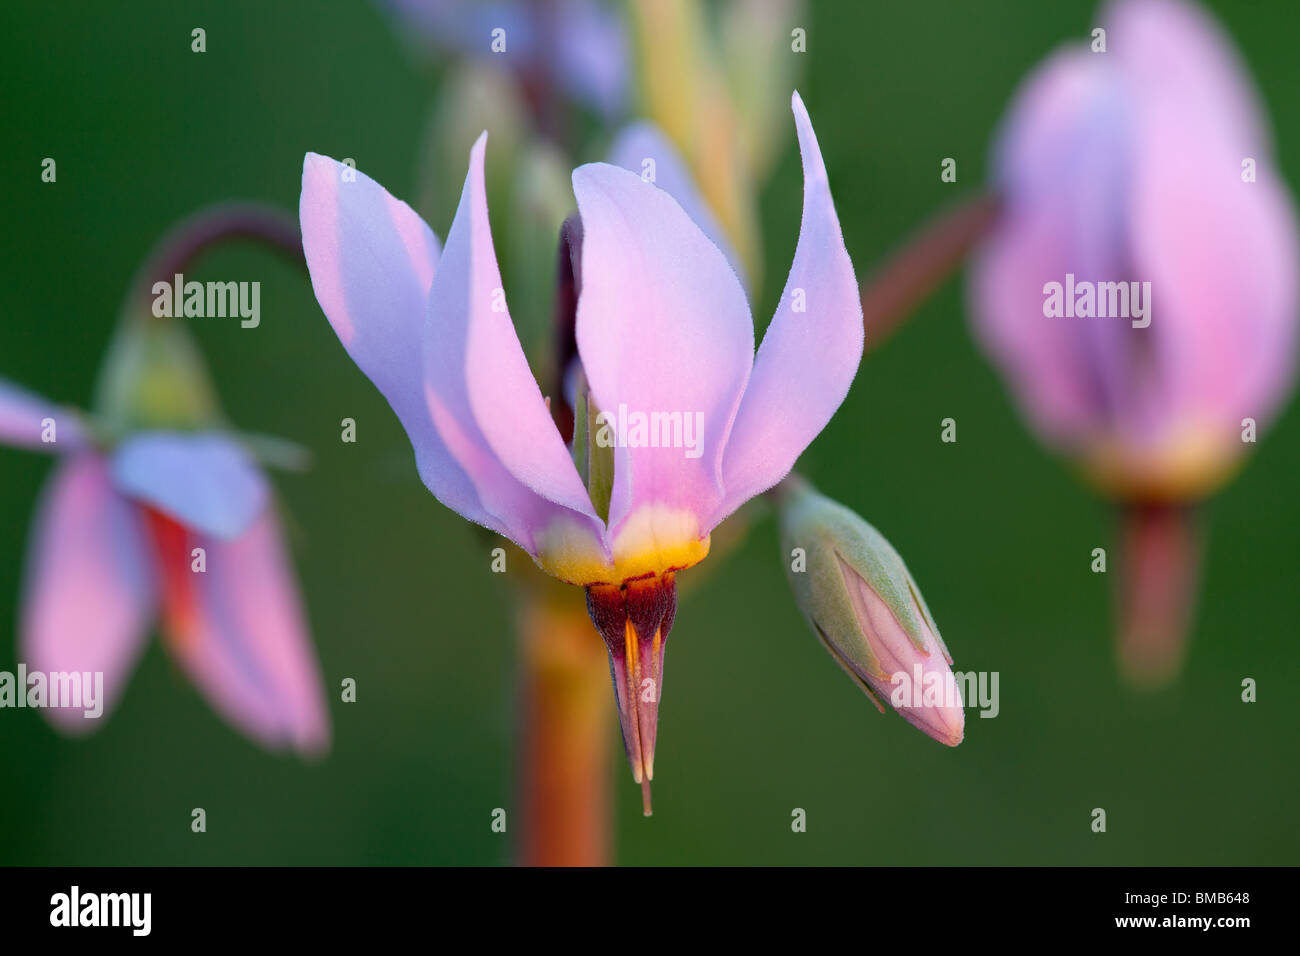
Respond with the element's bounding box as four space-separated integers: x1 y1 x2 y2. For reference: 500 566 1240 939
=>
300 151 510 541
710 92 863 528
573 160 754 546
165 510 330 756
20 455 155 733
425 134 609 571
0 378 84 452
109 431 268 540
607 121 744 284
452 134 604 518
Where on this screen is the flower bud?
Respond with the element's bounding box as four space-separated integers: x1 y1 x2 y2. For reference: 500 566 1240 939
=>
778 479 964 746
94 319 219 436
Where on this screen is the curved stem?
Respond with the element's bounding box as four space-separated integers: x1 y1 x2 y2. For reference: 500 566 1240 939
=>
128 201 304 316
859 193 1001 351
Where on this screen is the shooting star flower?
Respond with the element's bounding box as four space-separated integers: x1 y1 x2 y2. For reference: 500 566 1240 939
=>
0 341 328 755
300 91 862 809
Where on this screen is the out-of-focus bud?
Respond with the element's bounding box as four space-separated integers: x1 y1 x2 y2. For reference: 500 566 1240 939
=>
969 0 1299 503
777 478 964 747
418 62 527 227
378 0 628 120
509 140 576 364
625 0 766 294
94 318 219 436
719 0 805 183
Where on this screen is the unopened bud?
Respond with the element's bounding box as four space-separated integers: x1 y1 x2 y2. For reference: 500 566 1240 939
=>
778 479 964 746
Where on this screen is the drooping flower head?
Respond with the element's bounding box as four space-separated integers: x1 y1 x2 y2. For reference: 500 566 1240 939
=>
0 232 329 754
970 0 1298 502
300 91 862 807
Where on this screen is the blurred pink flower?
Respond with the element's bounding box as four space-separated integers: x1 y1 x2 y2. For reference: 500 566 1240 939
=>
970 0 1299 501
299 91 862 805
0 380 329 754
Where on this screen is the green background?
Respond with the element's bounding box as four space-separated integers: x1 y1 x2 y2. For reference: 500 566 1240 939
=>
1 0 1295 865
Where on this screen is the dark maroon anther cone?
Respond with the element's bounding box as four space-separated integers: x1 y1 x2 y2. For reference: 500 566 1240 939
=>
583 573 678 815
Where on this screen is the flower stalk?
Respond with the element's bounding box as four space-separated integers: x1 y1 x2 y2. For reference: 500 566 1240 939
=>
127 201 305 317
1115 501 1202 687
514 592 614 866
859 193 1000 350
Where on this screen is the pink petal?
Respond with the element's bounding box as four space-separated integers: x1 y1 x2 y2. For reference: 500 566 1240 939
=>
163 509 330 756
1130 132 1299 439
422 134 609 569
969 49 1125 449
20 455 155 734
1106 0 1269 155
1120 0 1300 437
0 378 84 452
607 122 745 284
710 92 863 528
448 134 606 522
572 160 754 542
969 193 1112 448
300 152 508 539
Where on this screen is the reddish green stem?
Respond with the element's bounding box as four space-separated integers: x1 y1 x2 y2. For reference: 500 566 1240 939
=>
859 193 1001 351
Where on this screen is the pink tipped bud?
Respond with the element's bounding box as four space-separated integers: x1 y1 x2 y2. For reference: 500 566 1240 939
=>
779 479 965 747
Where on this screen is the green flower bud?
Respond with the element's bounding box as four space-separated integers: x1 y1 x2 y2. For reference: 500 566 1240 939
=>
778 478 964 746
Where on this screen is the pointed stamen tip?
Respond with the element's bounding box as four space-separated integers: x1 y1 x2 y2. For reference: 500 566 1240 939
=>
640 777 653 817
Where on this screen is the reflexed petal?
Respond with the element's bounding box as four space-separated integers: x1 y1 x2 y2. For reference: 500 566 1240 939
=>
970 195 1111 447
21 455 155 733
710 93 863 527
607 121 744 283
301 152 510 538
970 50 1122 448
1130 132 1299 438
573 160 753 552
426 134 609 576
1118 0 1300 436
109 431 268 540
0 378 85 452
451 134 604 517
161 509 330 756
